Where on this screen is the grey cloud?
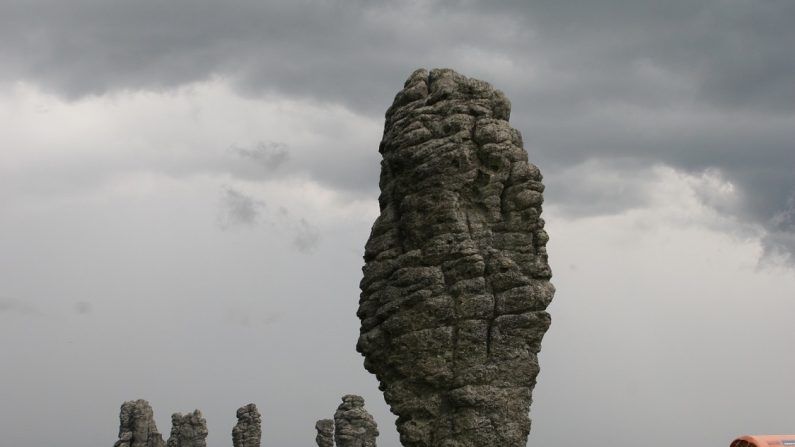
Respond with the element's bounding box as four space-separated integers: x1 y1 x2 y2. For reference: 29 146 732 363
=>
216 187 321 253
218 187 264 229
224 307 281 328
544 159 658 218
266 207 322 254
762 193 795 264
3 0 793 114
771 193 795 233
231 142 290 172
0 0 404 110
2 0 794 257
292 218 320 254
0 296 42 316
74 301 92 315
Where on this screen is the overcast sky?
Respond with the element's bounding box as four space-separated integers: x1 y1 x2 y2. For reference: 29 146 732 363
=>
1 1 794 446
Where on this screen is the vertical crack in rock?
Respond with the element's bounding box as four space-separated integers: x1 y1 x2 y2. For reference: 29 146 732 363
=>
113 399 166 447
333 395 379 447
315 418 335 447
166 410 208 447
356 68 554 447
233 403 262 447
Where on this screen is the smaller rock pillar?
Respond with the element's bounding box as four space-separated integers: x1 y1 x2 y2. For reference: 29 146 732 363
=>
333 395 378 447
315 418 335 447
166 410 208 447
233 403 262 447
114 399 165 447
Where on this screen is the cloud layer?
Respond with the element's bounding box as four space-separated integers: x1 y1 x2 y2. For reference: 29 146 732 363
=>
2 0 792 258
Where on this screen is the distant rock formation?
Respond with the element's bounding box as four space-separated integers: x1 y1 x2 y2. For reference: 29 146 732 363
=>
356 68 554 446
166 410 208 447
315 418 335 447
333 395 378 447
232 403 262 447
113 399 165 447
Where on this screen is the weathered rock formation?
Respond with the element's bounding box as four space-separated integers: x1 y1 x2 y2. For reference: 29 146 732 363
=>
315 418 335 447
333 395 378 447
356 68 554 446
114 399 166 447
166 410 208 447
232 403 262 447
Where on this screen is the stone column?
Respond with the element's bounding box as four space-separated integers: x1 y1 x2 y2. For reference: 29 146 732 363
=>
232 403 262 447
315 418 334 447
113 399 165 447
356 68 554 447
166 410 208 447
333 395 378 447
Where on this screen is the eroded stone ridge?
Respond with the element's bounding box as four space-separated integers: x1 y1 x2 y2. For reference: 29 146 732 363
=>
232 403 262 447
114 399 165 447
315 418 335 447
356 68 554 446
166 410 208 447
333 395 378 447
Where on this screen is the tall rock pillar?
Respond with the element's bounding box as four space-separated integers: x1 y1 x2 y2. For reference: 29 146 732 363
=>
356 68 554 446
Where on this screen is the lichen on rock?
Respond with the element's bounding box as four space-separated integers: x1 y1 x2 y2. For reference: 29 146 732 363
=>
356 68 554 447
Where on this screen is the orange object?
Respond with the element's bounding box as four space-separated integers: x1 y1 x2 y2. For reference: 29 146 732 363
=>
731 435 795 447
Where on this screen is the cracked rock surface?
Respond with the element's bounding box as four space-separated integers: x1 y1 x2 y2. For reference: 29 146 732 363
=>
315 418 334 447
333 395 378 447
166 410 208 447
356 68 554 447
114 399 165 447
233 403 262 447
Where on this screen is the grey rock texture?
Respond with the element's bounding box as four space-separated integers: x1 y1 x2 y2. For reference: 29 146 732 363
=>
114 399 166 447
166 410 208 447
315 418 335 447
232 403 262 447
356 68 554 447
333 395 378 447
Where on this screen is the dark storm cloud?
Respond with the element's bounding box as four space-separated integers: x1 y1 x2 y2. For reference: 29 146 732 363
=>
2 0 793 257
3 0 792 113
763 193 795 262
0 0 410 110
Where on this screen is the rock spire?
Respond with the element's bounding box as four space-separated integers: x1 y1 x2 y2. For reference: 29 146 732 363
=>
356 68 554 446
